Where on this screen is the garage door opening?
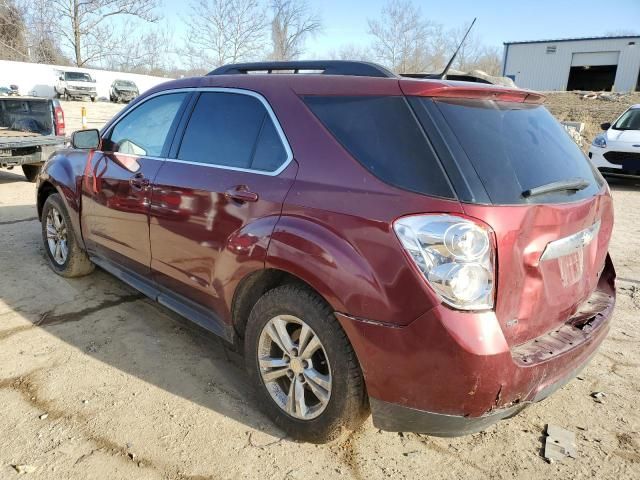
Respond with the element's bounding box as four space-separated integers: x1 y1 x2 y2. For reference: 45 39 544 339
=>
567 65 618 91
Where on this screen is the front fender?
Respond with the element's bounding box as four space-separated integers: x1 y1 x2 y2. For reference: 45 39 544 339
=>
266 215 439 325
38 149 89 250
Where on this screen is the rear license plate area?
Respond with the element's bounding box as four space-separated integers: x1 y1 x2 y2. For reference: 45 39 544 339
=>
558 249 584 287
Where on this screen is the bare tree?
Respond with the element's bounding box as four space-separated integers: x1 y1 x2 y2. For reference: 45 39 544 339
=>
107 21 175 75
471 46 501 76
48 0 158 67
269 0 321 61
23 0 69 64
329 43 373 62
367 0 440 73
184 0 268 69
446 23 501 76
0 0 29 61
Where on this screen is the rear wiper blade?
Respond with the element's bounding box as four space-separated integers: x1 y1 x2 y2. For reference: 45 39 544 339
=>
522 178 590 198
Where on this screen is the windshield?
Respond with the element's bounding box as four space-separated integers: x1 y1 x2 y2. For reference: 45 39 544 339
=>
612 108 640 130
115 81 135 87
427 98 603 204
65 72 92 82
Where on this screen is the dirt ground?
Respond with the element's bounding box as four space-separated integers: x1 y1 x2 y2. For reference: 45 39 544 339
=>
545 92 640 149
1 99 640 479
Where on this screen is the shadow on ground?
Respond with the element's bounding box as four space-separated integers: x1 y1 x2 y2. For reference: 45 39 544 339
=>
605 175 640 192
0 201 283 439
0 168 29 185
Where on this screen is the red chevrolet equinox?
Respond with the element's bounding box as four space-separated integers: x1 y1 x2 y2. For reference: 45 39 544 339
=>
36 61 615 442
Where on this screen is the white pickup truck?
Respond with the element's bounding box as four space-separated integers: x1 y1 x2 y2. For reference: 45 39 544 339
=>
0 97 66 182
54 71 97 102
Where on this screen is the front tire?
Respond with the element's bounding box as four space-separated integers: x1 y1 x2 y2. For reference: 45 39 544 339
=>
41 193 94 277
22 164 42 182
245 285 368 443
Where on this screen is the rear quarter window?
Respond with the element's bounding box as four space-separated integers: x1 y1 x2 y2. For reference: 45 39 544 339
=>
303 96 454 199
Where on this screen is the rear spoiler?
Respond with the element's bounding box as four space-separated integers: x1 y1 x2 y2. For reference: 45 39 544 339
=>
400 80 545 104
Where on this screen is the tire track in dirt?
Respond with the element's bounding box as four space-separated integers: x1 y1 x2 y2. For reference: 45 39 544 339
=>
411 433 491 475
0 216 38 226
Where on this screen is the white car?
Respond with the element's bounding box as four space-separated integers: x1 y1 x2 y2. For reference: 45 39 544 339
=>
54 71 97 102
589 104 640 177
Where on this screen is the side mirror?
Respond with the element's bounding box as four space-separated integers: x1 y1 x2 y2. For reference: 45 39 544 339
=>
601 122 611 130
59 76 64 81
71 129 100 149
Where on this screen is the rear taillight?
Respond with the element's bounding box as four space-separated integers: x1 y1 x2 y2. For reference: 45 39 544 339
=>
54 105 65 136
393 214 495 311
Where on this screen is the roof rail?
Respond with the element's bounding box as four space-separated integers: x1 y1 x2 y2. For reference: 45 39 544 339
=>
208 60 397 78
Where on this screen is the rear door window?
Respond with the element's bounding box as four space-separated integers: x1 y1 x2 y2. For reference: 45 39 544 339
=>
303 96 454 199
177 92 289 172
423 98 603 204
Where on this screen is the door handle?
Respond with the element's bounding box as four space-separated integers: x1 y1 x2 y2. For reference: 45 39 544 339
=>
130 172 150 190
224 185 259 203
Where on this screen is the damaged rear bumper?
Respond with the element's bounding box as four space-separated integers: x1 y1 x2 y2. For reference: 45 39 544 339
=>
369 349 594 436
336 255 615 437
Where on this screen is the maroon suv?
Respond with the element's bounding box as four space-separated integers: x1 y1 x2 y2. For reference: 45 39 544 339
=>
36 61 615 442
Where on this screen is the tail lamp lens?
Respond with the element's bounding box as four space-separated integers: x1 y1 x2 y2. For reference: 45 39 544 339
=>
55 107 65 136
393 215 495 310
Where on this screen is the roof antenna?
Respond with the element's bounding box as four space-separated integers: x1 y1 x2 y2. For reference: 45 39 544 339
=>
437 18 477 80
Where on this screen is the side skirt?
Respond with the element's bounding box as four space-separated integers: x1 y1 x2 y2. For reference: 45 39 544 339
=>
90 255 234 343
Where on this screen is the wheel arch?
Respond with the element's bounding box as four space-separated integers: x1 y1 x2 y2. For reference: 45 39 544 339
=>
231 268 328 343
37 151 88 250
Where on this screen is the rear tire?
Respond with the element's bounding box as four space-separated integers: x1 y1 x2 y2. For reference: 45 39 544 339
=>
41 193 94 278
91 96 96 102
22 164 42 182
245 284 368 443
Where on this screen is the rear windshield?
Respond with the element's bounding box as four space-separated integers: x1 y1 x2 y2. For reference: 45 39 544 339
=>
428 98 603 204
303 96 453 199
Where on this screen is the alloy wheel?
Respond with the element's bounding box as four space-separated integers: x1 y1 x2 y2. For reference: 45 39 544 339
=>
46 207 68 265
257 315 332 420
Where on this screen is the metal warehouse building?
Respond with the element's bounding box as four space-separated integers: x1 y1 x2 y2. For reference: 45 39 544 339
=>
502 36 640 92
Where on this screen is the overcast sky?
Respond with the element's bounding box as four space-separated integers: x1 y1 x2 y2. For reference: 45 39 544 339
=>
162 0 640 58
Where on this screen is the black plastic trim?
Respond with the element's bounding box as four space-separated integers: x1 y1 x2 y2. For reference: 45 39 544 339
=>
90 255 234 342
408 97 491 204
208 61 397 78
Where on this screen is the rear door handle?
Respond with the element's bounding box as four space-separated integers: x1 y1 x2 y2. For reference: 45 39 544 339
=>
130 172 150 190
224 185 259 203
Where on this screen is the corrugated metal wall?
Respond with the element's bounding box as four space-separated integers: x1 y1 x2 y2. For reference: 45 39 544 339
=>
503 37 640 91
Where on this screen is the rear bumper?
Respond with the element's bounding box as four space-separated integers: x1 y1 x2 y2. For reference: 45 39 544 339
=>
0 144 59 167
370 349 593 436
337 255 616 436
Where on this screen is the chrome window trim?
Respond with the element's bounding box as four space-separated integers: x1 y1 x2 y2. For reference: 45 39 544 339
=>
540 220 601 262
102 87 294 177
